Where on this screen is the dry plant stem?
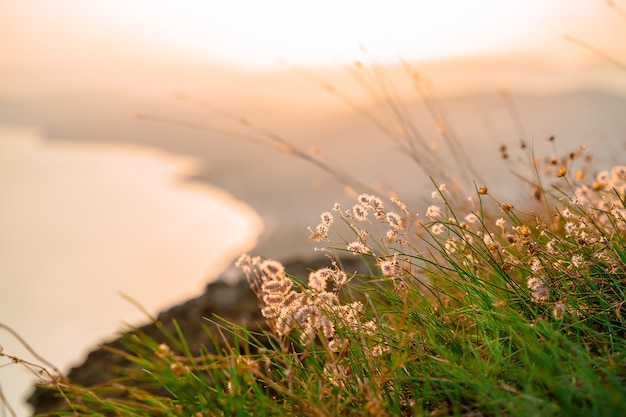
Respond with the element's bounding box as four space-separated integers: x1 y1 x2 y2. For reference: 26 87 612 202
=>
0 322 61 376
118 291 157 323
564 35 626 72
0 322 76 416
350 62 429 160
0 382 17 417
500 89 528 143
402 60 484 185
606 0 626 20
141 94 374 196
135 113 263 146
177 93 373 193
288 62 450 183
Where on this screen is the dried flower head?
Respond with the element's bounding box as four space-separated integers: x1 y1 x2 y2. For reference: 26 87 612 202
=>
430 223 445 235
347 241 371 255
386 211 404 230
426 205 442 218
352 204 368 221
464 213 479 224
500 202 514 213
320 211 334 226
378 255 400 277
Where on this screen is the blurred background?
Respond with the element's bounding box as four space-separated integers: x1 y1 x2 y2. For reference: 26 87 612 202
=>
1 1 625 415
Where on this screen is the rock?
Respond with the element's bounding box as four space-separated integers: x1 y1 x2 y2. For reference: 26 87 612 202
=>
28 255 369 414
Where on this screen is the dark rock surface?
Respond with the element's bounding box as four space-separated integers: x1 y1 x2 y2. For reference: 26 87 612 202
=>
28 255 368 415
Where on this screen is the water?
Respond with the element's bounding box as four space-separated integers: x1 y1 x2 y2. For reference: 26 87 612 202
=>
0 125 263 416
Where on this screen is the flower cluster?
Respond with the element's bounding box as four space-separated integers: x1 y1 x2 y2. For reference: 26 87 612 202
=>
573 165 626 230
236 255 376 351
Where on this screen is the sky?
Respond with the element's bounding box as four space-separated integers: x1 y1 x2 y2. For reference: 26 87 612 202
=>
1 0 624 113
2 1 624 71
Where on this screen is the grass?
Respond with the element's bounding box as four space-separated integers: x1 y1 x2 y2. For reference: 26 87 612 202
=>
3 59 626 416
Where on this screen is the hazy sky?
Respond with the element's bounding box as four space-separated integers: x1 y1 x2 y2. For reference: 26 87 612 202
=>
2 0 624 70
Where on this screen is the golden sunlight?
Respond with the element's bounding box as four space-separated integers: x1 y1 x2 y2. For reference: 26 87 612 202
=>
3 0 622 69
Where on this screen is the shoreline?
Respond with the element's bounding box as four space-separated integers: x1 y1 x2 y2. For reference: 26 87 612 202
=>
0 126 263 416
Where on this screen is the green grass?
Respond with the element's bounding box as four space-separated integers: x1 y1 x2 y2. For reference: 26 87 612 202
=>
4 59 626 416
25 150 626 416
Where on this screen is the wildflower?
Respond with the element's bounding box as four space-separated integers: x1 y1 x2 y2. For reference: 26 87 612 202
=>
561 208 572 218
488 242 501 253
333 269 348 286
546 239 558 254
426 205 442 218
308 224 329 242
371 344 391 357
557 167 567 177
564 221 577 235
612 165 626 182
596 170 611 187
464 213 479 224
386 211 404 230
611 207 626 220
263 293 285 306
320 211 334 226
527 276 550 302
571 255 584 268
482 233 495 246
500 202 514 213
518 225 531 237
308 270 328 292
323 361 347 388
261 260 286 280
495 217 506 229
527 276 544 291
430 223 445 235
261 279 291 296
347 241 371 255
533 286 550 302
378 256 399 277
391 195 411 218
357 194 385 219
569 195 584 207
261 306 280 319
529 257 542 273
352 204 368 221
361 320 378 334
548 155 558 165
444 238 457 254
478 186 488 195
332 202 341 212
552 302 566 320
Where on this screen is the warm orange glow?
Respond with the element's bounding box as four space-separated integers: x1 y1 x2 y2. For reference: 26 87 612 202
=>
1 2 625 415
2 0 624 70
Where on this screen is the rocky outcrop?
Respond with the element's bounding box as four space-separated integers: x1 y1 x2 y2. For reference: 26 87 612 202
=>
28 256 368 414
